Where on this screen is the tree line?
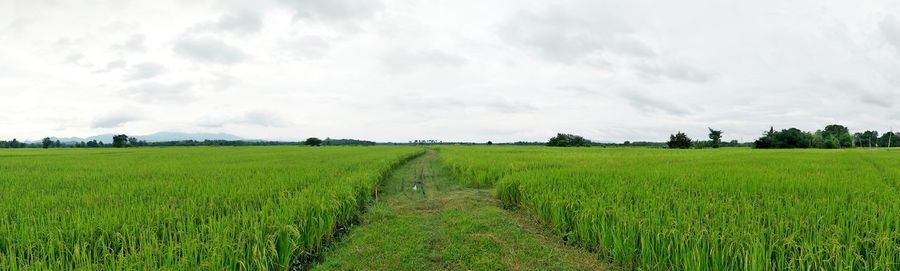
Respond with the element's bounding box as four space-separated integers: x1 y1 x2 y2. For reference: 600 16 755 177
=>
661 124 896 149
752 125 896 149
1 134 307 149
543 124 896 149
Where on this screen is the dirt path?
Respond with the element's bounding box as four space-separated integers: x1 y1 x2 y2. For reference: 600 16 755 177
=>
313 150 608 270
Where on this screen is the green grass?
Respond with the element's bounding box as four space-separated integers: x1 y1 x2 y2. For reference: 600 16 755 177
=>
441 146 900 270
314 150 606 270
6 145 898 270
0 146 423 270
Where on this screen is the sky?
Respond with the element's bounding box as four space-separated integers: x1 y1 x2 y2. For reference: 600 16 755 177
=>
1 0 900 142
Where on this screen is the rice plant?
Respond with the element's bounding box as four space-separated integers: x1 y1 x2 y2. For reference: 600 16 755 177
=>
441 146 900 270
0 146 423 270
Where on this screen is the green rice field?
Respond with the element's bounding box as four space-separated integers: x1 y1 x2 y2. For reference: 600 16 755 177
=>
2 146 899 270
0 146 422 270
441 146 900 270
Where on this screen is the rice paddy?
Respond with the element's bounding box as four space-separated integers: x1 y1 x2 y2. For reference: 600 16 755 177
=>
441 146 900 270
0 146 422 270
3 145 898 270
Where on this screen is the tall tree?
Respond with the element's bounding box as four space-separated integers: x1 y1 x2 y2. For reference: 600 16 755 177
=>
667 132 692 149
42 137 53 149
708 128 723 148
304 137 323 146
821 124 852 148
879 132 896 148
112 134 129 148
128 137 140 147
861 131 879 147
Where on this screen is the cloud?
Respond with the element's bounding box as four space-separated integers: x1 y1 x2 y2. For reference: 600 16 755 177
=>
93 60 127 73
279 35 331 59
805 77 892 108
197 110 286 127
499 7 654 64
127 62 166 80
120 82 194 103
191 9 263 35
382 49 467 73
113 34 146 52
210 72 237 91
557 85 600 96
392 96 536 114
174 36 246 64
91 110 140 128
64 52 85 64
859 92 893 108
880 15 900 53
278 0 383 23
634 62 713 83
3 19 29 35
620 91 690 116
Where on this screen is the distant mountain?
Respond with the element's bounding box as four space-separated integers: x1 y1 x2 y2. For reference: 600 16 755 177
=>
38 132 246 143
136 132 245 142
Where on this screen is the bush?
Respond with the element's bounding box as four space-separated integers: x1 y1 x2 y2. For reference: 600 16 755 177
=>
667 132 692 149
546 133 591 147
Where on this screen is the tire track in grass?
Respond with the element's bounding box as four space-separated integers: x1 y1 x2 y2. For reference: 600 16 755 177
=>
312 150 609 270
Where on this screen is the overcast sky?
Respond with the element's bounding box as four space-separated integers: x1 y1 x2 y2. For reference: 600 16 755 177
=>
2 0 900 142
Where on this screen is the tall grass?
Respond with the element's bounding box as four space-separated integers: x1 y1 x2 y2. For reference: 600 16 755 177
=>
441 146 900 270
0 146 422 270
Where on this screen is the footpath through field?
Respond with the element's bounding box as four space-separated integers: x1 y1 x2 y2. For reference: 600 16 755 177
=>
313 149 606 270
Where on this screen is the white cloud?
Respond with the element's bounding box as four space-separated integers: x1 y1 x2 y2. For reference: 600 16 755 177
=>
619 91 691 116
127 62 166 80
190 9 263 35
174 36 246 65
499 7 653 64
120 82 194 103
197 110 286 128
3 1 900 142
278 0 383 23
381 49 467 73
112 34 146 52
92 110 141 128
880 15 900 53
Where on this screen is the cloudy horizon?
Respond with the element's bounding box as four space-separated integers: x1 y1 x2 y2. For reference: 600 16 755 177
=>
2 0 900 143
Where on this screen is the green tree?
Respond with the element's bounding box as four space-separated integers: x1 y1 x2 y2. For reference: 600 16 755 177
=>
304 137 323 146
708 128 723 148
112 134 129 148
860 130 879 147
42 137 53 149
667 132 692 149
774 128 810 148
878 132 896 148
546 133 591 147
128 137 140 147
822 124 852 148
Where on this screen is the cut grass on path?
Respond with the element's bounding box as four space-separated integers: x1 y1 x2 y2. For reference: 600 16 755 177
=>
313 150 607 271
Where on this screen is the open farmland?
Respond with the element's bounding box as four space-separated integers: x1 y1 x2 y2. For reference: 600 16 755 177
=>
0 146 422 270
441 146 900 270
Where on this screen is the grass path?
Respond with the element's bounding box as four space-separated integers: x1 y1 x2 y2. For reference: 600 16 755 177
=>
313 150 607 270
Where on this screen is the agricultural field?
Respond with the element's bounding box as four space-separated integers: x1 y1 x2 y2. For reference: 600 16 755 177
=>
441 146 900 270
0 146 423 270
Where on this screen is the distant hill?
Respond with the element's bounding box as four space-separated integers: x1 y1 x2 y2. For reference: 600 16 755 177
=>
38 132 246 143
